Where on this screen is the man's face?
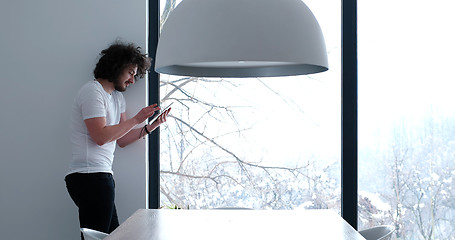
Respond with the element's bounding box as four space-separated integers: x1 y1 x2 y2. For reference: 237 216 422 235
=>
114 65 138 92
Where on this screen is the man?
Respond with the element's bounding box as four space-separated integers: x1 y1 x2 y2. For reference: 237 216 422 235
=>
65 41 170 238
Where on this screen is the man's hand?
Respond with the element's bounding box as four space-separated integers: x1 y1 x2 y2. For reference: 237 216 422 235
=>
134 104 161 124
148 107 171 131
154 107 171 124
116 104 171 148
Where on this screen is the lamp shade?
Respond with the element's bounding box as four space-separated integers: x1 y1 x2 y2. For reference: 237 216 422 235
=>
155 0 328 78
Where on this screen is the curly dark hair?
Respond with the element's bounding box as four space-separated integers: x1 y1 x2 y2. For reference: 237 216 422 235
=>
93 41 152 82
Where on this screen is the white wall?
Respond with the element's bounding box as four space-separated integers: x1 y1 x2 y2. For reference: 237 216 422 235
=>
0 1 148 239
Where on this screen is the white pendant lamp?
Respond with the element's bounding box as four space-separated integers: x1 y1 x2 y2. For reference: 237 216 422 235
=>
155 0 328 78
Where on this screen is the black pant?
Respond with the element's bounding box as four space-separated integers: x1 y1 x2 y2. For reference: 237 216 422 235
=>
65 172 119 238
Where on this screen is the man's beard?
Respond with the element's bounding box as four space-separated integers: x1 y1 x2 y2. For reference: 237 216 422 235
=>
113 78 127 92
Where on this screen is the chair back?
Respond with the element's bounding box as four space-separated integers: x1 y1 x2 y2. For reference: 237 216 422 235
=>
359 225 395 240
214 207 253 210
80 228 109 240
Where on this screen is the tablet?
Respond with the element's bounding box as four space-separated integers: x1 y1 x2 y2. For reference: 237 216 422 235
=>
148 102 173 125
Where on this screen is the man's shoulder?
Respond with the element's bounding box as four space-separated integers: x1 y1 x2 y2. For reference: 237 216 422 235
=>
73 81 106 106
77 81 103 96
80 80 101 90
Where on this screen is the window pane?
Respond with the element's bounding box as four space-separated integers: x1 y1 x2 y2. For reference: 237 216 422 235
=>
359 0 455 238
159 0 341 211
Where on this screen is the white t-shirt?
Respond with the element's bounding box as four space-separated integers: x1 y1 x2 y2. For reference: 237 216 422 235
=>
67 80 126 175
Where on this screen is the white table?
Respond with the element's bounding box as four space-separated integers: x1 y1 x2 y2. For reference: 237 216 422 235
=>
105 209 366 240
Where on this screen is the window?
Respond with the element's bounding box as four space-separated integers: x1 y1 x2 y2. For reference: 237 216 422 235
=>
158 0 342 210
359 0 455 238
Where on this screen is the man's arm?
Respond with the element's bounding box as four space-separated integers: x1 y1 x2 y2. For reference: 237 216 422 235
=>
84 104 160 146
85 116 138 146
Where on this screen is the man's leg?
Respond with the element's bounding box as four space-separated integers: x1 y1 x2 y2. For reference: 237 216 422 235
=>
66 173 118 234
